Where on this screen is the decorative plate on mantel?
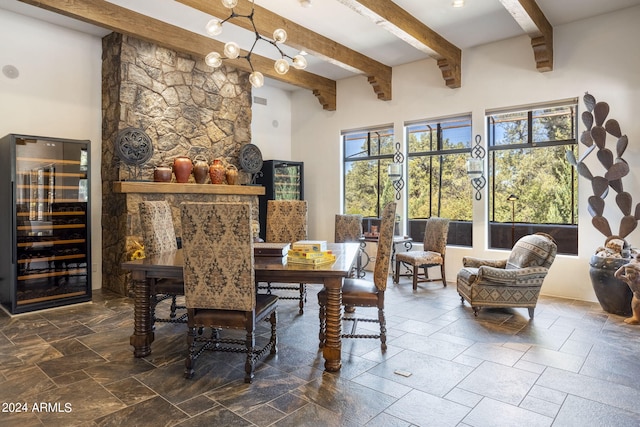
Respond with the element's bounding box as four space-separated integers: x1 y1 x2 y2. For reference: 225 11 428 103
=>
115 127 153 166
239 143 263 184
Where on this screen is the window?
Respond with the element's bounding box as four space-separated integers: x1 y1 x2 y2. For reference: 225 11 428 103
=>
343 126 396 218
487 99 578 254
406 116 473 246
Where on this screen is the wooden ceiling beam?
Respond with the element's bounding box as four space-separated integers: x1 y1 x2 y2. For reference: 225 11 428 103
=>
499 0 553 72
18 0 337 110
336 0 461 89
177 0 392 101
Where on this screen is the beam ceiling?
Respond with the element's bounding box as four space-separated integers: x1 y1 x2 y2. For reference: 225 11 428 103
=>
499 0 554 72
336 0 462 89
17 0 556 111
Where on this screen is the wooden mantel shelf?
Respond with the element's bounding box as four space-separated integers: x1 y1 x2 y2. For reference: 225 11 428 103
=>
113 181 265 196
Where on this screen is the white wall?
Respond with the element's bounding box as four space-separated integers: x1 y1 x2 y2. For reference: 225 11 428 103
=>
290 5 640 302
250 85 293 161
0 9 103 289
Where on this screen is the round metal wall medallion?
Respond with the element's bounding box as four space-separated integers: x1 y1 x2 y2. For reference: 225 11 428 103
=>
115 127 153 165
239 143 263 173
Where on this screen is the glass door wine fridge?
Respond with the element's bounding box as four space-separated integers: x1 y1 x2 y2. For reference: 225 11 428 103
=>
256 160 304 241
0 134 91 314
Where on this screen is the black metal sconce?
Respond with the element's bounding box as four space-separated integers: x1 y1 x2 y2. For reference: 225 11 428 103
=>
467 134 486 200
388 142 405 200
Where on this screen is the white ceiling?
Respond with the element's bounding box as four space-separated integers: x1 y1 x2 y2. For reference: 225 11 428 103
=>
3 0 640 87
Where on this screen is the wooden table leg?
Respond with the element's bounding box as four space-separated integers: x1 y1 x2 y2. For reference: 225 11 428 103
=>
322 277 342 372
129 275 154 357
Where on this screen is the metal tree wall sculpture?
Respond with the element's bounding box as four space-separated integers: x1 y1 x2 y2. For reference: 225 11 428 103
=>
566 92 640 241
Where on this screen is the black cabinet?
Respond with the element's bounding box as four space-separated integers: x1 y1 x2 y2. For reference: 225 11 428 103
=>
0 134 91 314
255 160 304 241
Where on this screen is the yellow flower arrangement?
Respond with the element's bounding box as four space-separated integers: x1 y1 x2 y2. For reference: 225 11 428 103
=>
129 240 145 260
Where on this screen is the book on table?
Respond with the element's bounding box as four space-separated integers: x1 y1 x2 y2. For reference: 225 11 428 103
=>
287 253 336 266
291 240 327 252
287 249 332 259
254 242 290 257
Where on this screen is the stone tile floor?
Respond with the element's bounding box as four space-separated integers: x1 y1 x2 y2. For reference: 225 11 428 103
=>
1 275 639 426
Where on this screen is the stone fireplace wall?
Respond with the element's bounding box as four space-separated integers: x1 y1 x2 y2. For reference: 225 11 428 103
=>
101 33 253 295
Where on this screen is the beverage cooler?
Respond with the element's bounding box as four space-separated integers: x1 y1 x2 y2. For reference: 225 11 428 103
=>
255 160 304 241
0 134 91 314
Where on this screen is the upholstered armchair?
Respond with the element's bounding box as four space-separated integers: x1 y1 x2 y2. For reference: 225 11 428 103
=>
456 233 557 319
262 200 308 313
180 202 278 383
139 200 186 325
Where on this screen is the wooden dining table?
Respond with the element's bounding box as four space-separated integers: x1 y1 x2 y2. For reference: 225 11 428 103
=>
121 242 360 372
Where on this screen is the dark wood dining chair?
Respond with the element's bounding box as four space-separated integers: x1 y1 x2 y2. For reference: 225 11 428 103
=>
260 199 308 314
139 200 186 325
180 202 278 383
318 202 396 351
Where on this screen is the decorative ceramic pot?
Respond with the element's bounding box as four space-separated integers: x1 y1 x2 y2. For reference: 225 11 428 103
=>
226 164 238 185
589 254 633 316
173 156 193 183
192 155 209 184
153 166 172 182
209 158 226 184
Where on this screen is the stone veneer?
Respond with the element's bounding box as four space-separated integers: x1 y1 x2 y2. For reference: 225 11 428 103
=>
101 33 254 295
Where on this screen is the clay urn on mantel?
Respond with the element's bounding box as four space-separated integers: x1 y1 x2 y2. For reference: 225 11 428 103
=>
209 158 226 184
153 166 172 182
192 155 209 184
226 164 238 185
173 156 193 183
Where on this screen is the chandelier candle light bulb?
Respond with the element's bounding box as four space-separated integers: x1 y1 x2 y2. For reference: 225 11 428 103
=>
205 19 223 36
223 42 240 59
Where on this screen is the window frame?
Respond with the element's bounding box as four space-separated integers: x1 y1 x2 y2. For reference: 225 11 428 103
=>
486 99 579 254
342 125 395 220
405 115 473 246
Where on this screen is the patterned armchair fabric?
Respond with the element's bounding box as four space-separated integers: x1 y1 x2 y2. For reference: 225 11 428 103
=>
139 200 185 324
265 200 308 243
456 233 557 319
394 217 450 290
180 202 277 383
318 202 396 351
334 214 363 243
139 201 178 256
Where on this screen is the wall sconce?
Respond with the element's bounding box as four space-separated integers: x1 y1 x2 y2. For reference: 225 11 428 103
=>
388 141 405 200
467 134 486 200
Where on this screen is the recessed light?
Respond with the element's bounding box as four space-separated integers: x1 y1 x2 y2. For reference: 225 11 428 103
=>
452 0 465 8
299 0 312 8
2 65 19 79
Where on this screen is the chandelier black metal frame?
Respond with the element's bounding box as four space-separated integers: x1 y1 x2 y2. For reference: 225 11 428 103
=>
204 0 308 88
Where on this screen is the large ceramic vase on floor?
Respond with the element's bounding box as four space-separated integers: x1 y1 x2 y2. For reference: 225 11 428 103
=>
589 255 633 316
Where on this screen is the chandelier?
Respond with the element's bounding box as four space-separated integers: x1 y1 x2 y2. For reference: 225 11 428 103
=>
204 0 308 88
